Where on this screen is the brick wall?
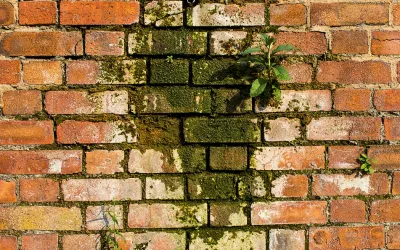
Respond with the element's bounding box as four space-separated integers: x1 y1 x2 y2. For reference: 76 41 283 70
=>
0 0 400 249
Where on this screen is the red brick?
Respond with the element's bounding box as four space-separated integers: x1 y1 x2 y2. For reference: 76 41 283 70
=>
3 90 42 115
330 199 366 223
66 60 99 85
307 117 381 141
317 61 391 84
23 61 62 85
309 226 385 250
86 205 123 230
310 3 388 26
312 173 389 196
282 62 312 83
86 150 124 174
251 201 327 225
62 178 141 201
372 31 400 55
0 150 82 174
368 146 400 170
0 31 83 56
117 232 185 250
328 146 364 169
60 1 139 25
0 121 54 145
20 178 59 202
388 226 400 249
251 146 325 170
85 31 124 56
384 117 400 140
0 2 14 26
45 91 128 115
62 235 99 250
275 32 327 55
0 180 16 203
271 175 308 198
264 118 300 142
370 199 400 222
19 1 56 25
128 203 207 228
332 31 368 54
334 88 371 111
270 4 306 26
0 60 20 84
393 4 400 25
374 89 400 111
0 236 17 250
22 234 58 250
269 230 305 250
393 172 400 194
57 120 136 144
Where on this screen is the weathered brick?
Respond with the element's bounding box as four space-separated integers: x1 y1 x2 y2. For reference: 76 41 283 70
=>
150 59 189 84
189 231 266 250
146 176 185 200
251 201 327 225
188 174 236 200
330 199 366 223
145 1 183 26
307 117 381 141
210 147 247 171
214 89 251 114
184 118 260 143
309 226 385 250
66 61 99 85
136 117 180 145
251 146 325 170
370 199 400 222
23 61 62 85
0 206 82 230
98 60 147 85
46 91 128 115
334 88 371 111
273 32 327 55
393 172 400 194
310 3 388 26
128 203 207 228
0 120 54 145
271 175 308 198
269 229 305 250
317 61 391 84
19 1 56 25
193 59 249 85
189 3 265 26
128 147 206 173
86 150 124 174
331 30 368 54
0 150 82 174
62 235 99 250
372 31 400 55
384 117 400 140
0 2 14 26
368 146 400 170
3 90 42 115
86 205 123 230
0 236 17 250
85 31 124 56
375 89 400 111
132 87 211 114
264 118 301 142
393 4 400 25
57 120 136 144
270 4 306 26
20 178 59 202
129 30 207 55
388 226 400 249
0 31 83 56
250 176 268 198
256 90 332 112
0 180 16 203
281 63 313 83
22 234 58 250
210 202 247 227
313 173 389 196
117 232 186 250
62 178 141 201
0 60 20 84
60 1 139 25
328 146 364 169
210 31 247 55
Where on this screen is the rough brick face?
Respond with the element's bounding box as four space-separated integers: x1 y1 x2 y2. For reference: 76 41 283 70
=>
368 146 400 170
85 31 124 56
19 1 57 25
370 199 400 222
66 61 99 85
0 60 20 84
22 234 58 250
375 90 400 111
331 31 368 54
23 61 62 85
372 31 400 55
20 178 59 202
334 88 371 111
271 175 308 198
0 121 54 145
0 180 17 203
330 199 366 223
0 2 14 26
3 90 42 115
86 150 124 174
328 146 364 169
270 4 306 26
0 236 17 250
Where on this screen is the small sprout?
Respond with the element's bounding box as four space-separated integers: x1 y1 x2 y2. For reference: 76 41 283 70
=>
358 153 376 174
166 55 174 63
104 201 126 250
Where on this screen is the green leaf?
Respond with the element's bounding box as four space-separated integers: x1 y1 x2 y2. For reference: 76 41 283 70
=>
250 78 268 97
241 47 262 55
261 33 276 47
361 153 367 158
240 56 265 66
272 44 298 54
273 87 281 100
369 168 374 174
360 163 367 170
273 65 291 81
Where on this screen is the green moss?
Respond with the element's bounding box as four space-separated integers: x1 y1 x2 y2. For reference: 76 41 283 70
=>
136 116 180 145
176 205 200 225
176 147 206 173
188 174 236 199
214 89 252 114
191 230 226 245
150 59 189 84
99 59 146 84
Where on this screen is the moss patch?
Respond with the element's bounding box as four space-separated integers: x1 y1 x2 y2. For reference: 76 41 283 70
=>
150 59 189 84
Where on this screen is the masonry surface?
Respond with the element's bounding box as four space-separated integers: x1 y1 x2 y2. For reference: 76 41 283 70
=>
0 0 400 249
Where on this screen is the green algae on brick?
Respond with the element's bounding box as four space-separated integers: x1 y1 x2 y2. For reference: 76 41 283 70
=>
136 117 180 145
210 202 248 227
188 174 236 199
214 89 252 114
99 59 146 84
150 59 189 84
184 118 260 143
128 30 207 55
133 87 211 114
210 147 247 171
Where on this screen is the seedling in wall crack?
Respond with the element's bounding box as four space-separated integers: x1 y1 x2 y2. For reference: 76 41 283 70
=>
358 153 376 174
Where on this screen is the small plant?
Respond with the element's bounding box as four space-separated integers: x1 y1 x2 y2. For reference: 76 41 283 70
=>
166 55 174 63
358 153 376 174
240 33 298 101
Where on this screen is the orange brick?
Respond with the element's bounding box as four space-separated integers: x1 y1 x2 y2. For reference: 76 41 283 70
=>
374 90 400 111
368 146 400 170
372 31 400 55
0 180 16 203
66 61 99 85
330 199 366 223
331 31 368 54
282 62 312 83
271 175 308 198
85 31 124 56
384 117 400 140
0 120 54 145
62 235 100 250
86 150 124 174
3 90 42 115
23 61 62 85
275 32 327 55
0 236 17 250
270 4 306 26
370 199 400 222
393 4 400 25
0 2 14 26
22 234 58 250
20 178 59 202
388 226 400 249
393 172 400 194
334 88 371 111
19 1 56 25
328 146 364 169
0 60 20 85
